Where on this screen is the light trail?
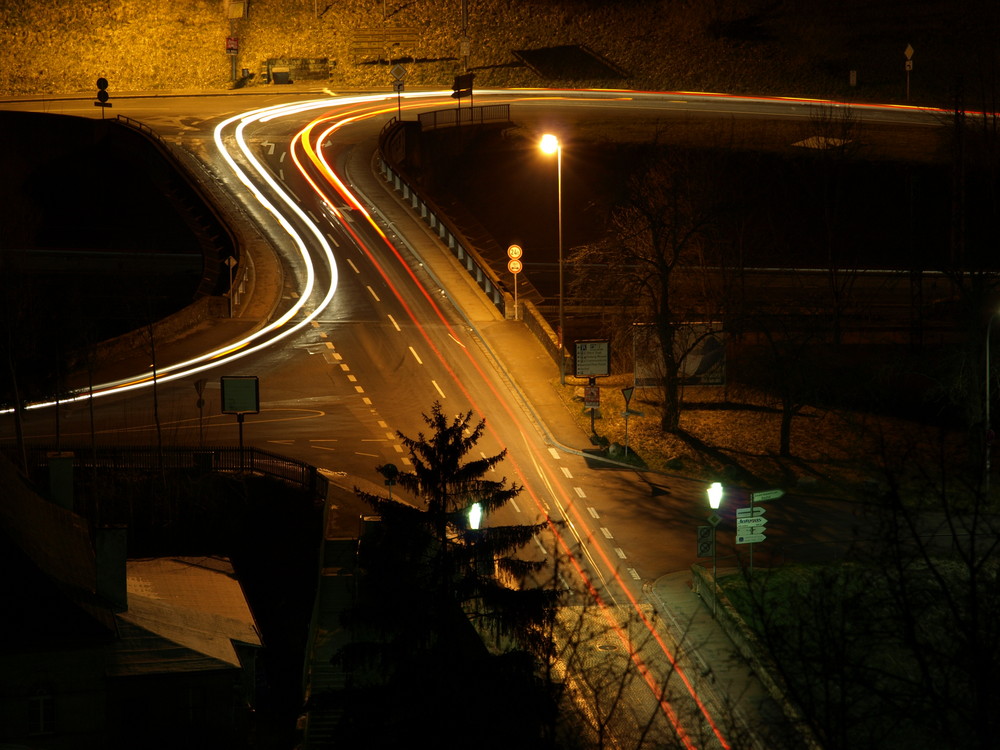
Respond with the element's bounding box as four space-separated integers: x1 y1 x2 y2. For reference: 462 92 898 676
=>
9 85 957 743
291 94 729 748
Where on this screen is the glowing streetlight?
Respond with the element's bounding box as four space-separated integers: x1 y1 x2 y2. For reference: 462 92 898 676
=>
707 482 723 509
540 133 565 384
468 502 483 530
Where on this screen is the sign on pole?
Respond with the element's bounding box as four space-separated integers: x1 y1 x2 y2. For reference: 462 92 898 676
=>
736 532 766 545
736 506 766 518
220 376 260 414
697 526 714 557
575 340 611 378
751 489 784 502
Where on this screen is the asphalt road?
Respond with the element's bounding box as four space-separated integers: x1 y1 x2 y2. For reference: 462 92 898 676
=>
0 86 947 748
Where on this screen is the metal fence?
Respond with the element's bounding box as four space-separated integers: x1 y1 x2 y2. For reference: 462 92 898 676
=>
417 104 511 130
377 116 509 314
4 444 329 499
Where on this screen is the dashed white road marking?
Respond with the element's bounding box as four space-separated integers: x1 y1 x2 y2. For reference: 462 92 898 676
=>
561 467 573 478
366 285 380 302
432 380 445 398
388 314 400 331
601 527 614 539
548 448 560 459
587 507 600 519
615 548 627 559
408 346 423 364
574 487 586 498
346 258 359 273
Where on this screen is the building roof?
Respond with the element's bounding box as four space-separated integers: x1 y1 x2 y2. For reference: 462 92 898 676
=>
109 556 262 676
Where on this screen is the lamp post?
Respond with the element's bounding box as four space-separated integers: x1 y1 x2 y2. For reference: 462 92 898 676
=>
707 482 723 616
540 133 565 384
987 312 1000 492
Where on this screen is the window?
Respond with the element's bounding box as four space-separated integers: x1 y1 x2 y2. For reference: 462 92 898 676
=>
28 690 55 736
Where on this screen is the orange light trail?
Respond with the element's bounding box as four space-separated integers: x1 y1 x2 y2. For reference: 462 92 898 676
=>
291 95 729 748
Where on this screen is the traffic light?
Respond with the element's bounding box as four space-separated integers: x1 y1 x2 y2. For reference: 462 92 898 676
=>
95 77 111 110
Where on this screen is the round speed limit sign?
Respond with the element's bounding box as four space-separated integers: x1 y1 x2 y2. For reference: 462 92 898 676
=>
507 258 523 274
507 244 523 260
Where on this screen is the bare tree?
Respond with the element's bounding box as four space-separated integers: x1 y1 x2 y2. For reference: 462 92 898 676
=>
569 143 728 433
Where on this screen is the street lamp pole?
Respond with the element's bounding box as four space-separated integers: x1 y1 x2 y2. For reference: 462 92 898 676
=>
541 134 565 384
987 312 999 492
707 482 723 617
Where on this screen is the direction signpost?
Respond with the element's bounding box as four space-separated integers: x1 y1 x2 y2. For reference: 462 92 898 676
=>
741 489 784 577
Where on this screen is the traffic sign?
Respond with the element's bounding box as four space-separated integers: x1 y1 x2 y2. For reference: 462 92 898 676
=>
751 489 784 502
697 526 714 557
736 532 766 545
391 64 407 80
736 507 766 518
622 386 634 405
507 258 522 274
736 516 767 526
507 244 523 260
707 513 721 527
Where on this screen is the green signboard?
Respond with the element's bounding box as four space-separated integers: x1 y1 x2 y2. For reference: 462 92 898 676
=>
220 376 260 414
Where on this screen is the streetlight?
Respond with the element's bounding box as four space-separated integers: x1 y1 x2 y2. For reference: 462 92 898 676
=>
707 482 723 616
540 133 565 384
467 502 483 530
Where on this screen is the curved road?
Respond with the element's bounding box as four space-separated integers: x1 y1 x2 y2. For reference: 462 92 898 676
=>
0 87 948 749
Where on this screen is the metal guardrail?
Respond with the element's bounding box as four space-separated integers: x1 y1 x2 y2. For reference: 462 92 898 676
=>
5 444 329 499
417 104 512 130
376 114 511 314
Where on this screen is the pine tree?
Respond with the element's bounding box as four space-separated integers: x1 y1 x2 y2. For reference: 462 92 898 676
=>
327 402 561 747
355 401 558 655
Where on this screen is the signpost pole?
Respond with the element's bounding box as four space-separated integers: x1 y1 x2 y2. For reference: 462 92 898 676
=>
749 496 754 579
